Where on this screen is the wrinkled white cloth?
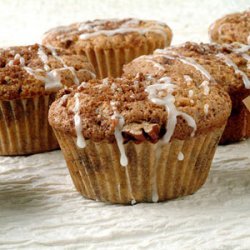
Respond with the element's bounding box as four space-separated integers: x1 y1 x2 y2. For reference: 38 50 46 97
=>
0 0 250 249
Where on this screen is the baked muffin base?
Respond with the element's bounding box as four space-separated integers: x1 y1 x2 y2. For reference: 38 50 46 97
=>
84 38 166 78
54 126 225 204
0 94 59 155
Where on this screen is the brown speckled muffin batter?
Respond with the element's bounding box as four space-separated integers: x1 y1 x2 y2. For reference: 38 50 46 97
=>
0 44 95 155
42 18 172 78
49 74 230 142
49 66 231 204
209 10 250 45
0 44 95 100
124 42 250 144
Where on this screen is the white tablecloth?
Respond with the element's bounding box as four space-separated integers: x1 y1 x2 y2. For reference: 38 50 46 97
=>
0 0 250 249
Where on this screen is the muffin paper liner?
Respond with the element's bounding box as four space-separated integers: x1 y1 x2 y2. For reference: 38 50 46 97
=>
54 126 225 204
0 94 59 155
220 106 250 144
85 38 167 78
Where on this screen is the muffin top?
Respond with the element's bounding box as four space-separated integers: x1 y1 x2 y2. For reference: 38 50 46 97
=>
209 10 250 44
42 18 173 50
123 42 250 94
49 73 231 147
0 44 96 100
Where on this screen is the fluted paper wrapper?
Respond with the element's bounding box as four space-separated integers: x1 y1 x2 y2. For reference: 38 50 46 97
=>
85 39 166 78
0 94 59 155
220 106 250 144
54 126 224 204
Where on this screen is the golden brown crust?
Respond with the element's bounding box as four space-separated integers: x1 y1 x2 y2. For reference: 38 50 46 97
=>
209 10 250 44
158 42 250 94
123 51 212 85
48 74 231 143
42 18 173 50
0 44 96 100
123 42 250 105
156 43 250 117
133 42 249 144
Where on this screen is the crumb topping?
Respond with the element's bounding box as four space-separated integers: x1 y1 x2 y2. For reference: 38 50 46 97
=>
0 44 96 100
42 18 173 50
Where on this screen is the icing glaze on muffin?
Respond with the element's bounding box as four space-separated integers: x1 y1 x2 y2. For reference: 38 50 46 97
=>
49 74 231 166
0 44 96 100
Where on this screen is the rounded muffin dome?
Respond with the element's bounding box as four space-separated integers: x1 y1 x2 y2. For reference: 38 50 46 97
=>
42 18 172 50
42 18 173 78
49 54 231 204
209 10 250 45
49 73 231 144
130 42 249 144
0 44 96 100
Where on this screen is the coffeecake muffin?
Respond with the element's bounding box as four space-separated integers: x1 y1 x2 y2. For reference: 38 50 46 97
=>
0 44 95 155
123 42 250 144
209 10 250 45
49 69 231 204
42 18 172 78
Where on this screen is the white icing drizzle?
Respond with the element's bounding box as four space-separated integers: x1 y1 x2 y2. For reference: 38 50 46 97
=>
78 18 168 42
184 75 193 84
6 49 63 91
241 54 250 70
73 93 86 148
19 56 25 66
208 22 216 41
216 53 250 89
227 43 250 70
78 81 87 90
134 55 165 71
176 57 213 81
134 55 165 70
110 101 128 167
37 45 50 71
200 80 210 95
7 60 13 66
47 46 80 86
131 199 136 205
217 23 228 36
177 152 184 161
204 104 209 115
80 69 97 79
111 83 117 91
7 53 26 67
78 19 119 31
6 46 87 92
151 142 163 203
144 59 165 71
124 166 136 204
155 49 214 81
59 94 69 105
145 76 197 143
80 27 167 40
24 67 62 91
230 43 250 54
102 78 109 86
188 90 194 98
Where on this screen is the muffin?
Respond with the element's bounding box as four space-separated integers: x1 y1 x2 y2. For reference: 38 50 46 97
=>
0 44 95 155
209 10 250 44
123 42 250 144
42 18 172 78
49 70 231 204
